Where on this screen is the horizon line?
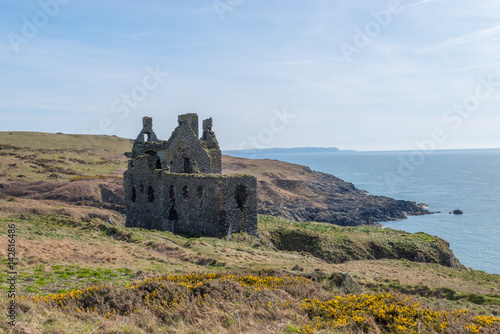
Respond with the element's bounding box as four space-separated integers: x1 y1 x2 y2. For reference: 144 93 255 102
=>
2 130 500 153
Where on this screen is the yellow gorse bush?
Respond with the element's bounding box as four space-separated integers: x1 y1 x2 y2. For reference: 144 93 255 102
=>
19 272 500 333
21 272 308 316
300 293 500 334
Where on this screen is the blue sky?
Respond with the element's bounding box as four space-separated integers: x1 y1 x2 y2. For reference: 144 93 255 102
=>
1 0 500 151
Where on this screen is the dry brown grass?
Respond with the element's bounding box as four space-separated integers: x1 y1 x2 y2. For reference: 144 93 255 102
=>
0 238 136 265
332 260 499 296
222 155 323 207
0 198 122 221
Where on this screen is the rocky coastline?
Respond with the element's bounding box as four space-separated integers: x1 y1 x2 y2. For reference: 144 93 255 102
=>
223 156 431 226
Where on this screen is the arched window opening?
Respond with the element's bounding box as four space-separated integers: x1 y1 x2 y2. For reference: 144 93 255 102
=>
148 186 154 203
183 157 193 173
131 186 136 202
169 185 178 220
197 186 204 201
169 185 175 200
169 207 178 220
235 185 247 210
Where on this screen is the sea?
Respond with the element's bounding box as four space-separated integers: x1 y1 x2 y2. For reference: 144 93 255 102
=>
226 149 500 275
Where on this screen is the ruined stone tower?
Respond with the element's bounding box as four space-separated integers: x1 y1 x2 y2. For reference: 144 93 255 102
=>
124 114 258 236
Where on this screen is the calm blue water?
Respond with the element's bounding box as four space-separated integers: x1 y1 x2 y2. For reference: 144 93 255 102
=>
227 149 500 275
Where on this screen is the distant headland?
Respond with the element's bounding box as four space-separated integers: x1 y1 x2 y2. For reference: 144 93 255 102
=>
223 146 355 155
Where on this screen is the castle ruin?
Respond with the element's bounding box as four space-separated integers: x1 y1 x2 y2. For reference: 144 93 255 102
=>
124 114 258 236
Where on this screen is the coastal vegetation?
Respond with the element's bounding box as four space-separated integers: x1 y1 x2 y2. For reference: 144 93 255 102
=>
1 214 499 333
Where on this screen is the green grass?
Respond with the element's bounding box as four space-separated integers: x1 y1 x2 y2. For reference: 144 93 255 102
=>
366 281 500 307
0 132 130 182
0 132 131 151
259 216 437 242
256 215 454 268
0 262 135 294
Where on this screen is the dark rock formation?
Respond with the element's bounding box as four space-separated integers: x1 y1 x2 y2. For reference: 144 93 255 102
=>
452 209 463 215
328 272 362 294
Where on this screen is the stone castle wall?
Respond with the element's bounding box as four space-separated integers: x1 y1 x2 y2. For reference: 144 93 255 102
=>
124 115 257 237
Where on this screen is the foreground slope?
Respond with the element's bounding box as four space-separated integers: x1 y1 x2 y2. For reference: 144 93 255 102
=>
0 215 498 333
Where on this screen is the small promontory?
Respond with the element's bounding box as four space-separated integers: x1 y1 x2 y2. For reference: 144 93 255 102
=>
223 155 430 226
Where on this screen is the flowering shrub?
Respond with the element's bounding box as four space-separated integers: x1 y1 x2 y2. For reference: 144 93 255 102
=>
22 271 309 317
300 293 500 333
20 272 500 333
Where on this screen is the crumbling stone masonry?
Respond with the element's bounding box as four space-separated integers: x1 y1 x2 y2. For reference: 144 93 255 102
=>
124 114 258 236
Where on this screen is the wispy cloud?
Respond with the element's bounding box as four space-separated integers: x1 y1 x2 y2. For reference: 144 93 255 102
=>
184 6 212 16
285 60 313 66
402 0 439 9
443 25 500 46
119 28 160 40
2 1 500 150
445 62 500 72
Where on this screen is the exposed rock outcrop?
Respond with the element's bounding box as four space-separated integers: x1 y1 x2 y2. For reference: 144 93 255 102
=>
269 226 463 269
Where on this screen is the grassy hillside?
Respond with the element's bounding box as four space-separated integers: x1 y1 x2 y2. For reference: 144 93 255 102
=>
0 214 499 333
0 132 130 182
0 132 131 151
